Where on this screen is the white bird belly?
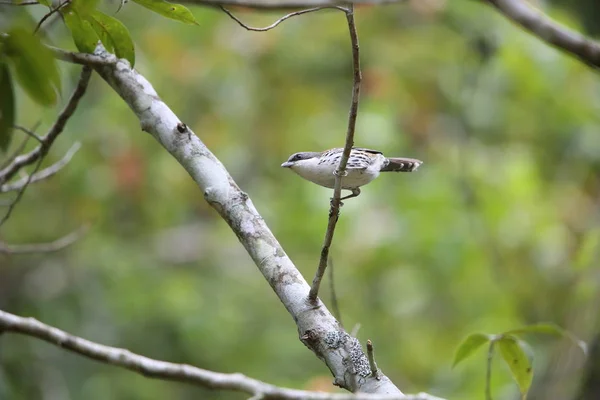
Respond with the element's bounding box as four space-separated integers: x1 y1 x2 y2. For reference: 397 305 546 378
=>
294 162 380 189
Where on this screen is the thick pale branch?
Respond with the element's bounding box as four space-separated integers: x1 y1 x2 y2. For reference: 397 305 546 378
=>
486 0 600 68
0 310 443 400
51 46 406 395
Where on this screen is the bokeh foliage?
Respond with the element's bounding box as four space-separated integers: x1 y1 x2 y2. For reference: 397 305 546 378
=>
1 1 599 399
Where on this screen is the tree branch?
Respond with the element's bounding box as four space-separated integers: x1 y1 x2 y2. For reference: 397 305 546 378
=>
179 0 399 10
50 46 410 396
367 340 379 379
0 224 88 254
0 310 443 400
486 0 600 68
0 142 81 193
309 4 361 301
0 66 92 186
0 67 91 228
220 5 342 31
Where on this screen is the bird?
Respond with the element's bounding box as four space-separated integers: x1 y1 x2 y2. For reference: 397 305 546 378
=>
281 147 422 200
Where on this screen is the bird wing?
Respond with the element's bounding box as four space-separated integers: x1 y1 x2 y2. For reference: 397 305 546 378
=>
352 147 383 155
320 148 379 170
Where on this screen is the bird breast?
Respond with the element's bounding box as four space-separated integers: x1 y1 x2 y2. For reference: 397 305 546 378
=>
291 156 382 189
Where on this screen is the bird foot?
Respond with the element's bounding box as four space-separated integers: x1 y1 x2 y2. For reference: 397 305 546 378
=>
330 197 344 208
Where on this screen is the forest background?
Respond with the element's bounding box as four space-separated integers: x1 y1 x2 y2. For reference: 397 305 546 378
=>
1 0 600 399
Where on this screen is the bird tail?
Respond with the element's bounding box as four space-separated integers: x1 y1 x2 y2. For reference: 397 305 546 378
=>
380 157 422 172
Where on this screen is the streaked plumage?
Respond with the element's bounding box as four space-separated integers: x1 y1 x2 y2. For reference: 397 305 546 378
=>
281 147 422 200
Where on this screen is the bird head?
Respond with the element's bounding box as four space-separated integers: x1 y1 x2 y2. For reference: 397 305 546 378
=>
281 152 320 168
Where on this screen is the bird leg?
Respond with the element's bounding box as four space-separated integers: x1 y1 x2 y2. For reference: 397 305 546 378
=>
340 188 361 201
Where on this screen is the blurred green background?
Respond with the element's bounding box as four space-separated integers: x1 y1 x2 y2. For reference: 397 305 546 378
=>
1 0 600 399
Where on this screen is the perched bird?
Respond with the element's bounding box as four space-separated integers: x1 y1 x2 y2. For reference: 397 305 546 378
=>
281 147 422 200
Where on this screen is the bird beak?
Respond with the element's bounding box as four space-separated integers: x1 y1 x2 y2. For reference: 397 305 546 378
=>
281 161 293 168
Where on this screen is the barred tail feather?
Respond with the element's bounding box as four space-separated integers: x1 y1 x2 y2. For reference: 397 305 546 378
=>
380 157 422 172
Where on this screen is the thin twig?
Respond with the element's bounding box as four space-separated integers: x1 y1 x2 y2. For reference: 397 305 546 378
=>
34 0 71 34
0 224 89 254
0 0 39 4
13 125 43 143
0 66 91 186
179 0 401 10
0 309 446 400
0 141 45 227
0 136 29 171
366 340 379 379
486 0 600 68
1 142 81 193
0 67 91 228
486 341 495 400
220 5 343 31
328 257 343 326
309 4 361 301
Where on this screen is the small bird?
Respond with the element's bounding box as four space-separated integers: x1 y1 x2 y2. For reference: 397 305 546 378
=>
281 147 422 200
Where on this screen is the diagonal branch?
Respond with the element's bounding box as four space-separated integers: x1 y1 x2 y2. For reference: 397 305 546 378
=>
51 45 409 396
221 5 344 31
309 4 361 301
486 0 600 68
0 310 443 400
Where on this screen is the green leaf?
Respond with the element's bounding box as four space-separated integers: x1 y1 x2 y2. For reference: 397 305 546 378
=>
62 8 100 53
0 63 15 152
504 323 587 356
88 11 135 66
132 0 198 25
37 0 51 6
69 0 101 15
452 333 491 367
3 28 60 106
497 335 533 397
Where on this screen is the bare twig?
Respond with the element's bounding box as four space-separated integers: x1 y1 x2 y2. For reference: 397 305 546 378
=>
0 310 445 400
309 4 361 301
0 67 91 228
0 66 91 186
181 0 399 10
486 0 600 68
328 257 343 326
34 0 71 34
0 136 29 171
0 142 45 227
0 224 89 254
0 1 39 4
13 125 43 143
366 340 379 379
220 5 342 31
1 142 81 193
